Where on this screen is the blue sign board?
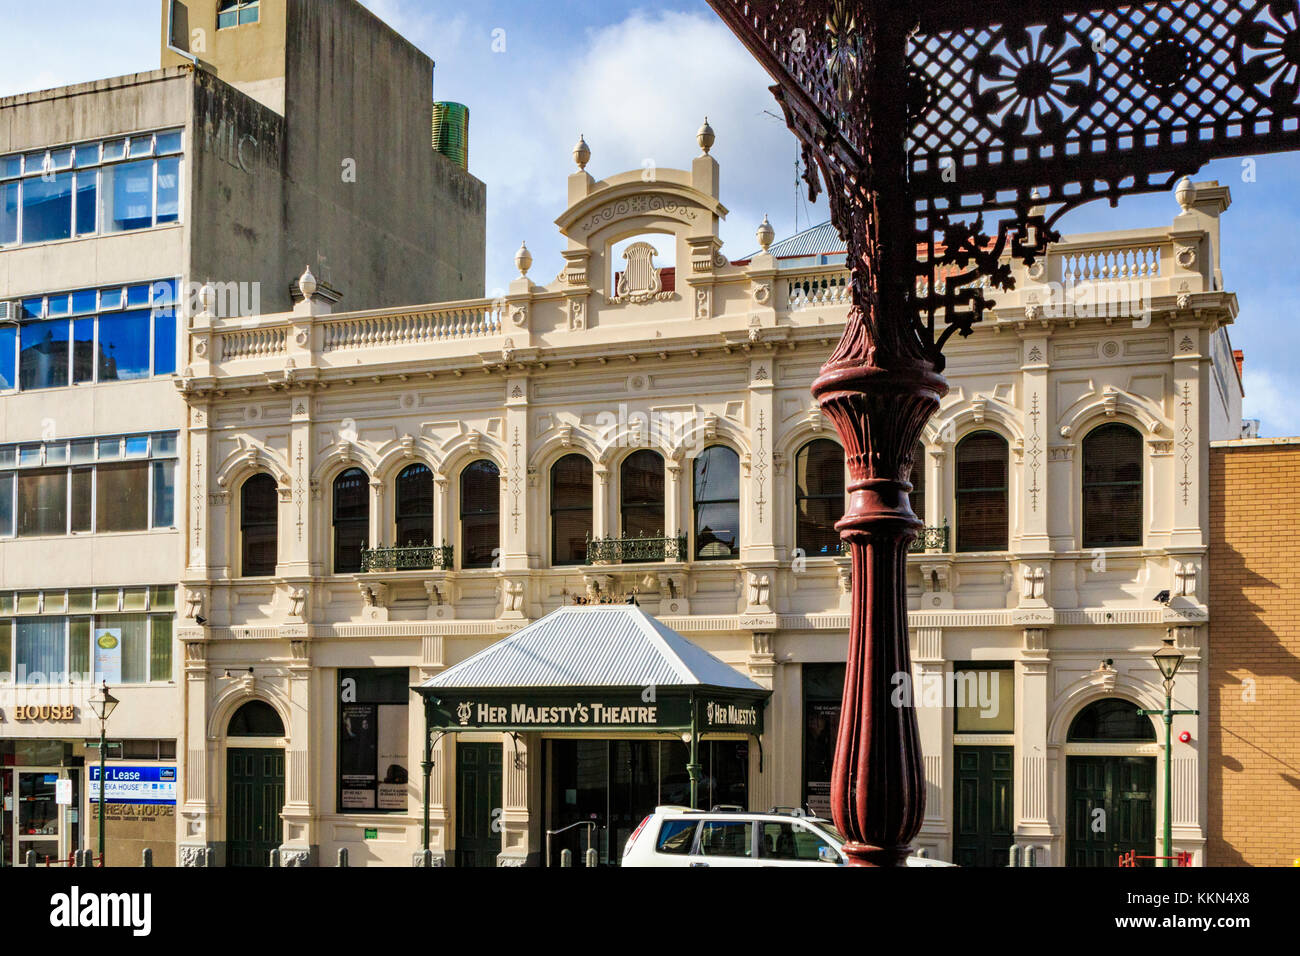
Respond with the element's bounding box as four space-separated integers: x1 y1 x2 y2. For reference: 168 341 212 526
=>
87 766 177 805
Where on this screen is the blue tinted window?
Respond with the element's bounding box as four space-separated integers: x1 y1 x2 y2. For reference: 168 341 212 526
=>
75 171 97 235
97 311 151 381
99 287 123 311
102 140 126 162
70 290 97 315
128 136 154 159
19 319 70 390
0 473 12 537
73 143 99 168
72 318 94 384
0 156 19 179
20 299 43 319
153 310 177 376
46 295 70 318
104 160 154 232
156 156 180 223
126 284 151 309
151 279 178 306
153 461 175 528
0 182 17 245
0 326 15 390
125 436 150 458
21 171 73 243
156 132 182 155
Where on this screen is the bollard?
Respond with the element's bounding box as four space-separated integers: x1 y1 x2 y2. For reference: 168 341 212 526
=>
1008 844 1022 867
585 847 598 868
1025 845 1038 868
203 847 213 868
25 850 35 867
338 847 349 868
142 848 153 868
269 849 280 868
560 849 572 868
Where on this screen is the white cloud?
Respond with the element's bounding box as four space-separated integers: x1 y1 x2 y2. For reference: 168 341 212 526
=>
1242 367 1300 439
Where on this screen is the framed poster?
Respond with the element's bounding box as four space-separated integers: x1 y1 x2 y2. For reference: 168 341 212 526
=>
94 627 123 685
338 669 409 813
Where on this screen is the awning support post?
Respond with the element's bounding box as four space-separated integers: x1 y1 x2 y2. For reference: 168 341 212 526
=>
688 693 701 811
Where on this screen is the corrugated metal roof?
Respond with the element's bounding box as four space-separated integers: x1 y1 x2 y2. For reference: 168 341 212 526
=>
745 220 846 260
420 604 762 691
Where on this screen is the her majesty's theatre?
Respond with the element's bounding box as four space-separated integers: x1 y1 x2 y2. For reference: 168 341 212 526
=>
172 128 1235 865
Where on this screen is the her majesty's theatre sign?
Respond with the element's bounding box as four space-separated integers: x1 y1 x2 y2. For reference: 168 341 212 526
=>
426 690 766 735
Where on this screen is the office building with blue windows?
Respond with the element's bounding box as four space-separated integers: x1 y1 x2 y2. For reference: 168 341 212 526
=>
0 0 486 867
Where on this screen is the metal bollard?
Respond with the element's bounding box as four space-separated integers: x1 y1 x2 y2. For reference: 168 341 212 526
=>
415 849 432 868
1008 844 1022 867
585 847 599 868
203 847 213 868
25 850 35 867
560 849 572 868
1025 845 1038 868
338 847 349 867
142 848 153 868
269 849 280 868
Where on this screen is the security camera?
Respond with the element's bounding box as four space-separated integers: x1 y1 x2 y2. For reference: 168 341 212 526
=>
1154 590 1171 605
195 615 208 626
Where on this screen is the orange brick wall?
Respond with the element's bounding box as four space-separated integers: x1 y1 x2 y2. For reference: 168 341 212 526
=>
1208 442 1300 866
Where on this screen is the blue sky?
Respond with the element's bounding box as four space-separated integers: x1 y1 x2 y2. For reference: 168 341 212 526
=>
2 0 1297 436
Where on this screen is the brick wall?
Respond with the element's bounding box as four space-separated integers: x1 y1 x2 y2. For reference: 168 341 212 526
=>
1208 441 1300 866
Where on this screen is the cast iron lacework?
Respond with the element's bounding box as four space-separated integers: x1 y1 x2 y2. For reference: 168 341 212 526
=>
714 1 1300 368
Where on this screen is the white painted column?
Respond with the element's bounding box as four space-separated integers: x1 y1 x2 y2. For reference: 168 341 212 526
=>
914 627 949 857
1015 627 1052 865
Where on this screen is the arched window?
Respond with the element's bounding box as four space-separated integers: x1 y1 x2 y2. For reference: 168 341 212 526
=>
795 439 844 557
228 700 284 737
394 463 434 548
910 441 926 524
1067 699 1156 742
955 431 1009 552
620 449 665 548
1082 423 1143 548
693 445 740 560
333 468 369 573
461 460 501 569
240 473 278 577
551 454 593 566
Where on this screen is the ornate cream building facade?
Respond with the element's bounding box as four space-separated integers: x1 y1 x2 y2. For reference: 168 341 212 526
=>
173 126 1241 866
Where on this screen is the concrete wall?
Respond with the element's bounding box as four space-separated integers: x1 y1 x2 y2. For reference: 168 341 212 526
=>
1207 439 1300 866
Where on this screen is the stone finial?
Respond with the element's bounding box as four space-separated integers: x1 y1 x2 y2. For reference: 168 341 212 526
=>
299 265 318 300
1175 175 1196 212
756 214 776 253
573 134 591 170
515 241 532 277
697 117 716 154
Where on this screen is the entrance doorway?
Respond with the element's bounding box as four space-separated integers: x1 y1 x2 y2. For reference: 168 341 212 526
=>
1065 698 1158 867
952 746 1013 866
456 742 503 867
225 700 287 868
545 738 750 865
8 768 80 866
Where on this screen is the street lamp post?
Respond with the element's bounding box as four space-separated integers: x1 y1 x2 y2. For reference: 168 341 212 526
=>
706 0 1300 864
1140 637 1198 867
88 682 119 868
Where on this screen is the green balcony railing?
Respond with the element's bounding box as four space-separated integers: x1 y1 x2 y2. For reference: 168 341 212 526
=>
909 524 949 554
360 543 454 572
585 532 689 565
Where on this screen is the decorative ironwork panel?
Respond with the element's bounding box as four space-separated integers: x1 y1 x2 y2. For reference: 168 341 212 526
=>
584 534 689 565
361 544 454 572
712 1 1300 363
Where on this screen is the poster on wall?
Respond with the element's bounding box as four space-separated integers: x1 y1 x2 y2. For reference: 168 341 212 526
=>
339 704 378 810
93 628 123 684
88 766 177 805
804 699 841 817
375 704 408 810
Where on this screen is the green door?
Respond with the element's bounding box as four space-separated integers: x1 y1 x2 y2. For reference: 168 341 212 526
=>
226 748 285 867
952 746 1014 866
456 743 503 867
1066 756 1156 866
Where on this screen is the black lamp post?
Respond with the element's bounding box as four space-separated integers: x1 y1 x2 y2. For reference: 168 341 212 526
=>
1141 636 1198 866
87 681 119 867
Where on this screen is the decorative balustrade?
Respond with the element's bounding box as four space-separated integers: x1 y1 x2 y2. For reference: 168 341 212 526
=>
1058 244 1162 283
218 326 287 361
321 303 502 352
786 271 850 310
360 543 455 572
585 533 689 565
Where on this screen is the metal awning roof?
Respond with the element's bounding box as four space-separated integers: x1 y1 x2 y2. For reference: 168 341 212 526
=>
419 603 763 693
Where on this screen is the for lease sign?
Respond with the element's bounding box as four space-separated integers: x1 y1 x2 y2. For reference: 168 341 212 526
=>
88 766 177 806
